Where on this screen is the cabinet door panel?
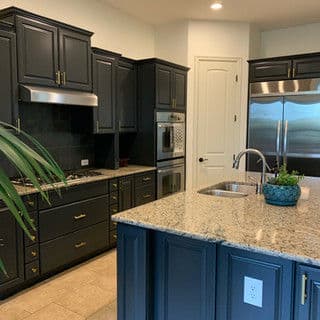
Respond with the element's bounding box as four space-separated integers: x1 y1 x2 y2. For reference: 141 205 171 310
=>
154 232 216 320
0 30 17 124
217 245 293 320
249 60 292 82
0 208 24 297
119 176 134 211
156 65 173 109
173 70 187 110
295 264 320 320
93 54 116 133
293 57 320 79
118 60 137 132
59 29 91 91
17 16 59 86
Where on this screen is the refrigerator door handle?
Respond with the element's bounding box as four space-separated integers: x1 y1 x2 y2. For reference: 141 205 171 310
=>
283 120 289 167
276 120 281 169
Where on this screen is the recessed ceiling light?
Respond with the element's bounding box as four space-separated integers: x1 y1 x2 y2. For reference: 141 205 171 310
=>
211 1 223 10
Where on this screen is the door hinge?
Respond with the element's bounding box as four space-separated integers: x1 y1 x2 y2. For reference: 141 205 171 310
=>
235 74 239 82
234 114 237 122
96 120 99 133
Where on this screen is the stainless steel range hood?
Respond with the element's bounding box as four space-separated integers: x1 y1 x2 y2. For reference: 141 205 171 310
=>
19 85 98 107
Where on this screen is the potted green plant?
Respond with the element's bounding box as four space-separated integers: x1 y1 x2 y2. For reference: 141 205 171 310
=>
0 121 66 276
262 165 304 206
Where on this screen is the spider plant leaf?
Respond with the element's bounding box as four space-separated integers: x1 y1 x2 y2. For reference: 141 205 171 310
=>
0 258 8 278
0 136 51 204
0 185 33 240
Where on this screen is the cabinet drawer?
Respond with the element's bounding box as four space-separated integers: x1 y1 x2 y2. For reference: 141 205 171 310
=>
110 204 119 215
110 192 118 204
25 244 39 264
135 185 156 207
110 219 117 231
135 171 155 187
40 221 108 274
109 179 119 192
110 229 117 247
40 195 109 242
24 229 38 247
39 180 109 210
25 260 40 281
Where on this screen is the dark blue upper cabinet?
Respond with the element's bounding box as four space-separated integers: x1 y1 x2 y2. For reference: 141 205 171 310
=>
216 245 294 320
295 264 320 320
153 232 216 320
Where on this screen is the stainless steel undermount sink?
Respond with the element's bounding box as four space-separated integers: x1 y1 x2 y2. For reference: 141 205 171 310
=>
198 181 258 198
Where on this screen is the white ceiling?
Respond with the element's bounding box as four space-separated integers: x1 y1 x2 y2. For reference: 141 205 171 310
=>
102 0 320 30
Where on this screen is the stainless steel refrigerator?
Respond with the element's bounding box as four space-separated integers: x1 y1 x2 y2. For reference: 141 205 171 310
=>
247 79 320 176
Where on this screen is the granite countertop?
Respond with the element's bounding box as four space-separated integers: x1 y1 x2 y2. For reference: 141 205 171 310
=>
113 172 320 266
15 165 156 196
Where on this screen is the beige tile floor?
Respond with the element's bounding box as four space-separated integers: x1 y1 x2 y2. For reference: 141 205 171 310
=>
0 250 117 320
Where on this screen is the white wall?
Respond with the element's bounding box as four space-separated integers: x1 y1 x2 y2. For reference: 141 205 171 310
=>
261 23 320 58
0 0 155 59
186 21 250 189
249 25 261 59
155 21 189 66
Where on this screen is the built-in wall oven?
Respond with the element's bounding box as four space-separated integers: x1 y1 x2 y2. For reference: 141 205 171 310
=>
156 112 185 161
157 158 185 199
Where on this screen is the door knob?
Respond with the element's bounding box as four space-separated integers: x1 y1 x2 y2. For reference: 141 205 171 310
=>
199 157 208 163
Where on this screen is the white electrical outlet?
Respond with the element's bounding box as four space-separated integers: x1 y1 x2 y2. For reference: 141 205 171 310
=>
81 159 89 167
243 276 263 308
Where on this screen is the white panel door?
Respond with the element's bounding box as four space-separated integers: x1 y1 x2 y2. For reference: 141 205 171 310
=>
196 59 240 187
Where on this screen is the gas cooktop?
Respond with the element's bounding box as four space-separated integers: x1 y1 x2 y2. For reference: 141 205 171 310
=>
11 169 103 187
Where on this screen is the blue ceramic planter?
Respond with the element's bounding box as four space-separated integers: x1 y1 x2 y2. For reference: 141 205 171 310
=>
262 183 301 206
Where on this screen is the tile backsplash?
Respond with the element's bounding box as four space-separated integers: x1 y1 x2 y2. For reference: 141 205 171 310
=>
20 102 95 172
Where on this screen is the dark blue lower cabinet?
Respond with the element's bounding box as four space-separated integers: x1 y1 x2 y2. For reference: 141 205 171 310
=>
153 232 216 320
295 264 320 320
216 245 294 320
117 223 150 320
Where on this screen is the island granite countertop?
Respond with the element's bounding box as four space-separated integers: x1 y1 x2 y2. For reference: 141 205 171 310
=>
113 172 320 266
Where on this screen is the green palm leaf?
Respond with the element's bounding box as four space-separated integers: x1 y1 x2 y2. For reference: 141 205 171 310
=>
0 122 66 276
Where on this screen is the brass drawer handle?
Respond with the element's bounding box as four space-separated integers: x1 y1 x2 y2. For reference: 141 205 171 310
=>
112 183 118 188
112 208 118 213
74 214 86 220
75 241 87 249
112 222 117 226
112 234 117 240
31 250 37 257
30 235 36 241
112 196 117 201
143 194 152 199
27 200 35 207
142 177 151 182
31 267 38 273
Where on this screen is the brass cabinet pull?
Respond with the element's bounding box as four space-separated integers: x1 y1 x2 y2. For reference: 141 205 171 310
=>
142 177 151 182
112 222 117 226
31 250 37 257
143 194 152 199
112 208 118 213
74 214 86 220
112 196 117 201
31 267 37 273
30 235 36 241
61 71 66 85
301 274 308 305
75 241 87 249
16 117 21 133
112 183 118 188
27 200 35 207
55 71 61 85
112 235 117 240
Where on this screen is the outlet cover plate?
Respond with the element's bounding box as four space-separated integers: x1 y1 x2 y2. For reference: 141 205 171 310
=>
243 276 263 308
81 159 89 167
